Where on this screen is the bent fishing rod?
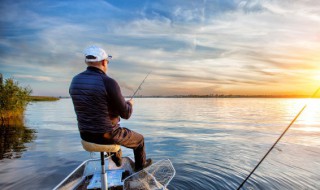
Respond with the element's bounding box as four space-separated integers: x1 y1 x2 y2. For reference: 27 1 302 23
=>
130 71 152 100
237 86 320 190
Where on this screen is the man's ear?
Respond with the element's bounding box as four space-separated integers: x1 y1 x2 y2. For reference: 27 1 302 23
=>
101 60 106 66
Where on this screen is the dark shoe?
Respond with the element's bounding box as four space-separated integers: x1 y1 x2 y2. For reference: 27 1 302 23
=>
144 158 152 168
111 152 122 167
113 157 122 167
134 158 152 172
112 149 123 167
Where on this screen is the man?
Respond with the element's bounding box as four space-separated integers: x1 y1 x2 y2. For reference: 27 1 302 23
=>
69 45 151 171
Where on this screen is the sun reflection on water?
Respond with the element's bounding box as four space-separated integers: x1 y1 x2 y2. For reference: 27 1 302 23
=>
287 99 320 147
293 99 320 128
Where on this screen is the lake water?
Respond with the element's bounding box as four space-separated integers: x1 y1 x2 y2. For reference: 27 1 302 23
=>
0 98 319 190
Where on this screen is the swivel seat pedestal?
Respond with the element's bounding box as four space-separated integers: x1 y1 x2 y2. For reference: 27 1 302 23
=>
81 140 121 190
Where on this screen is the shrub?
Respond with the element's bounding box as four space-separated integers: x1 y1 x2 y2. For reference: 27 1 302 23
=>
0 78 32 125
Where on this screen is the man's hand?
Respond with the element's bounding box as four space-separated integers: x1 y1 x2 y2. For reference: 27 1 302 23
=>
128 99 134 106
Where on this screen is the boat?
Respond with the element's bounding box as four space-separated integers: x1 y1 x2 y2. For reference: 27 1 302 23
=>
53 155 175 190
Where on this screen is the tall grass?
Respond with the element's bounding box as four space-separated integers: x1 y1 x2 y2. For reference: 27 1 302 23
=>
0 78 32 125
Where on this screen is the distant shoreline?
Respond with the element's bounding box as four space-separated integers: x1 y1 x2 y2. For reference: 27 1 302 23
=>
125 95 318 98
53 95 320 99
30 96 60 101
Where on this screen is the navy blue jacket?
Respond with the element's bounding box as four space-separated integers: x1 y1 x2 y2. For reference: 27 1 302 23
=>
69 67 132 133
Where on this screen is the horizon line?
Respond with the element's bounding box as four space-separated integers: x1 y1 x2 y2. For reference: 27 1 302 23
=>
34 94 320 99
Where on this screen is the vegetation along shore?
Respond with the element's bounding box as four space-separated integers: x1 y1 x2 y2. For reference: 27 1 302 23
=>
30 96 60 101
0 75 59 126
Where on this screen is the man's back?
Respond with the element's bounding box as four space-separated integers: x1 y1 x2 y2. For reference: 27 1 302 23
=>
70 67 113 133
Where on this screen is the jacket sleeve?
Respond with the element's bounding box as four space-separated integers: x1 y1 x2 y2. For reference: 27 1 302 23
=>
105 77 132 119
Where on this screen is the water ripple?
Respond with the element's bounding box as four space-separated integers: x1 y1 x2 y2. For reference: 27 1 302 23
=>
1 98 319 189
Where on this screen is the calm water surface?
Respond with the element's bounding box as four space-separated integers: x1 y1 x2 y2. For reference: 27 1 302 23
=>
0 98 319 190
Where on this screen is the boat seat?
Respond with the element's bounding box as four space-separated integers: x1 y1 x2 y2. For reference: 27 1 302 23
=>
81 140 121 153
81 140 121 190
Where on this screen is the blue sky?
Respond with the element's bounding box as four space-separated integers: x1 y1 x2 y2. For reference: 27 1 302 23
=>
1 0 320 96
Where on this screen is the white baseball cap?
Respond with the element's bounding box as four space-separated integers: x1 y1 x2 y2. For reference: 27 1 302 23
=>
83 45 112 62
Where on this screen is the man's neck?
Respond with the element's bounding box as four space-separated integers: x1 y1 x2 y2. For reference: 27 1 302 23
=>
87 66 106 73
88 64 106 72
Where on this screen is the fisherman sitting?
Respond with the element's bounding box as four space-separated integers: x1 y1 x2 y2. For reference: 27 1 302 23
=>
69 45 152 171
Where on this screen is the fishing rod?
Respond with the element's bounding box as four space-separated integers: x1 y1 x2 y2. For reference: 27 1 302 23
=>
130 71 152 100
237 87 320 190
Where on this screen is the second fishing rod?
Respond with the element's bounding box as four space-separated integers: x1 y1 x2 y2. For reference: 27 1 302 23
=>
237 86 320 190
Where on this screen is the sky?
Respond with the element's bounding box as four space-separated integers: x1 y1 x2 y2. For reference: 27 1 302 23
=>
0 0 320 97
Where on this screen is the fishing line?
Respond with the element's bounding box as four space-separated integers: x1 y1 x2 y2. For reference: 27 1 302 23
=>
237 87 320 190
130 71 152 100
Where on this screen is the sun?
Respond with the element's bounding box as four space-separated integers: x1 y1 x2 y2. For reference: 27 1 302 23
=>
313 74 320 82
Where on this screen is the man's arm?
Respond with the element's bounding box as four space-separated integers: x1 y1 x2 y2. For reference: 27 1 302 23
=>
105 78 133 119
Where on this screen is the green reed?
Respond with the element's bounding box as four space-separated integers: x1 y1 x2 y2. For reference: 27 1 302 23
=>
0 78 32 125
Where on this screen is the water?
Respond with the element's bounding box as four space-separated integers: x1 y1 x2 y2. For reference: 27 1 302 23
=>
0 98 319 190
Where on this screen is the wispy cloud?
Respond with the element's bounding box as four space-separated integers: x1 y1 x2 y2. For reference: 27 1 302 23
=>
1 0 320 96
14 74 54 82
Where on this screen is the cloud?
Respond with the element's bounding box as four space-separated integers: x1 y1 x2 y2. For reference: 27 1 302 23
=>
1 0 320 96
92 0 320 95
14 74 54 82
